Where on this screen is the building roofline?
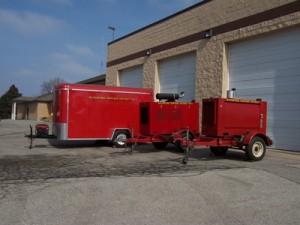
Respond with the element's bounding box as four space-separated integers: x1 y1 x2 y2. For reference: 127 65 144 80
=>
107 1 300 67
77 74 106 84
13 96 36 102
14 93 53 103
108 0 210 45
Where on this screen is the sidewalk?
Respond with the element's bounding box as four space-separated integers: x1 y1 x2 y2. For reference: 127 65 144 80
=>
267 148 300 161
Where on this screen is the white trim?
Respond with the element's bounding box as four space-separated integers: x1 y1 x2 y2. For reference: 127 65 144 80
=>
11 102 16 120
70 88 151 95
66 89 69 138
55 87 69 92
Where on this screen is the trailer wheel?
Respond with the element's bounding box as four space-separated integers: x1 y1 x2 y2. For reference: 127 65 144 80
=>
210 147 228 156
246 136 266 161
153 142 168 149
113 130 130 148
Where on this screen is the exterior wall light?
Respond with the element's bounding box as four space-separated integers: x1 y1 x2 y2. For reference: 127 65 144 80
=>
204 29 213 38
146 49 152 56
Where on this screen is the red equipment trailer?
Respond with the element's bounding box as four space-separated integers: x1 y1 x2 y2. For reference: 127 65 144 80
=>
112 92 200 149
134 100 200 148
52 83 153 147
26 84 272 163
126 96 272 163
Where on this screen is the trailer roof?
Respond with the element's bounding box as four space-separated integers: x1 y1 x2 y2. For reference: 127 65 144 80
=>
55 83 153 94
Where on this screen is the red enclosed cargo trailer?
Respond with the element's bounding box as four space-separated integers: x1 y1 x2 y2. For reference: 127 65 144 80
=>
52 83 153 147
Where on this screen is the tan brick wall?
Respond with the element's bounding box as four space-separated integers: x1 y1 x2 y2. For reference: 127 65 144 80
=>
106 0 300 102
37 102 52 121
107 0 296 61
16 101 52 121
28 102 37 120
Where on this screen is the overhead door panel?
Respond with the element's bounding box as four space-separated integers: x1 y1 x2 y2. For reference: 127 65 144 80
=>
228 28 300 151
119 66 143 87
159 53 196 102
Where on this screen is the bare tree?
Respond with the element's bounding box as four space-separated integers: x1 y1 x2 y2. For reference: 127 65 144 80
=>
41 77 66 94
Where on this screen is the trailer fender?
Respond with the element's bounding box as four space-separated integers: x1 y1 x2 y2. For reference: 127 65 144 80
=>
111 129 131 148
173 128 194 152
172 128 188 139
242 132 272 146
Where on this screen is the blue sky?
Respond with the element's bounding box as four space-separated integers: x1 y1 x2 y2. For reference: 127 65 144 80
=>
0 0 200 96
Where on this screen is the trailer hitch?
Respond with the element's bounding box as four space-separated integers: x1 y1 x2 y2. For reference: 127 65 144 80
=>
182 146 191 164
182 127 192 164
122 128 137 154
25 125 34 149
118 136 136 154
24 124 55 149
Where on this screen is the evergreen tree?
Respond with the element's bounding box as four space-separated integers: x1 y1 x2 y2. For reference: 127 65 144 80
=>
0 85 22 119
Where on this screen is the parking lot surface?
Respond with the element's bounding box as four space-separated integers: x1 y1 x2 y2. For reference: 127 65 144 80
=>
0 120 300 225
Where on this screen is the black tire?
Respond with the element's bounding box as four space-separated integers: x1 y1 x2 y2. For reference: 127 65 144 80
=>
245 136 266 161
95 140 109 146
152 142 168 149
113 130 130 148
175 132 193 153
210 147 228 156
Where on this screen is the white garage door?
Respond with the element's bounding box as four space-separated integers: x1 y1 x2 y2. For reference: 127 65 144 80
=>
159 53 196 102
228 28 300 151
119 66 143 87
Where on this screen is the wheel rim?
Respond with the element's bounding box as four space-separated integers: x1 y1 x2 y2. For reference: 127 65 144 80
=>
116 134 127 145
252 141 264 157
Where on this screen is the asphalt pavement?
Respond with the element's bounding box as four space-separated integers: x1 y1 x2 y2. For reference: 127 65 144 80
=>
0 119 299 225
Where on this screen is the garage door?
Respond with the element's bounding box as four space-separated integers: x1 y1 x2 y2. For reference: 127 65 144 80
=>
228 28 300 151
119 66 143 87
159 53 196 102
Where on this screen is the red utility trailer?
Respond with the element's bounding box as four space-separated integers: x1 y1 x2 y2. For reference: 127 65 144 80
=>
26 84 272 163
127 96 272 162
52 83 153 147
181 98 272 162
118 92 200 149
135 100 200 148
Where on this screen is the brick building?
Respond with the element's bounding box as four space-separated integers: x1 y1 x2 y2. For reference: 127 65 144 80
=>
106 0 300 151
12 94 53 121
